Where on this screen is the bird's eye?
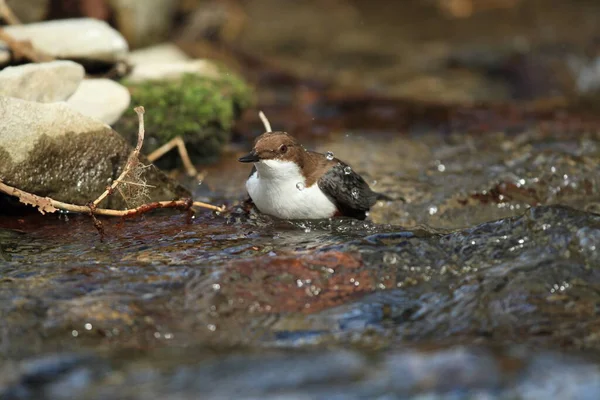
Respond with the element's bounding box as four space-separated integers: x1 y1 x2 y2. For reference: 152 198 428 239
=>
279 144 288 153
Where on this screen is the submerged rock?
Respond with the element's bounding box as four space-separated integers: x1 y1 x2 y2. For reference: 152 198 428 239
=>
0 61 84 103
0 18 128 67
66 79 131 125
115 70 253 167
0 96 188 209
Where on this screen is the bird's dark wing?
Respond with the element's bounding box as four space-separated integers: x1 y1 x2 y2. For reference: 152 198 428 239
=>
317 162 379 220
248 165 257 179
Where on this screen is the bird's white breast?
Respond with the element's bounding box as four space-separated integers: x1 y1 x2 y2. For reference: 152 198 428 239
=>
246 159 337 219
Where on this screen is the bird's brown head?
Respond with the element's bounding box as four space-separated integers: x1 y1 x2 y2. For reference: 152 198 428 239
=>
238 132 304 165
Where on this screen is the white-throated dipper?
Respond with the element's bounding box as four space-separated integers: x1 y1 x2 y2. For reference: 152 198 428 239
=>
238 131 387 220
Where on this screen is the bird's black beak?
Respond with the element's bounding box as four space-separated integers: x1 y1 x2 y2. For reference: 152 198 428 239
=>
238 150 260 163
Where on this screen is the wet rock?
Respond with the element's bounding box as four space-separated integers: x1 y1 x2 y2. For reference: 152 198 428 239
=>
0 18 128 66
110 0 178 48
0 61 85 103
185 251 379 316
115 69 253 167
66 79 131 125
127 43 190 65
0 96 188 209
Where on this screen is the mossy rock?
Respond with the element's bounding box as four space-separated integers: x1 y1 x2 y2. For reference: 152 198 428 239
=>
115 68 253 169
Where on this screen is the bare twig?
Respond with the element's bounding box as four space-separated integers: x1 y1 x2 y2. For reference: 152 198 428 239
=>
258 110 272 132
147 136 200 178
0 180 225 215
0 0 21 25
93 106 146 207
0 104 226 220
0 28 53 62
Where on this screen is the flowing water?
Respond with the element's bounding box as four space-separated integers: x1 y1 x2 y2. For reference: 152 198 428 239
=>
3 0 600 398
1 124 600 398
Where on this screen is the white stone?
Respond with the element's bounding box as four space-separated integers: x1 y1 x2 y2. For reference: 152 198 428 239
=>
1 18 129 63
0 61 85 103
66 79 131 125
127 43 190 65
127 60 221 83
0 96 110 164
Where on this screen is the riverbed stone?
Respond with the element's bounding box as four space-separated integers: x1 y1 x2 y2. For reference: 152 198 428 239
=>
0 61 85 103
127 43 190 66
0 18 129 66
0 96 188 209
66 79 131 125
127 60 220 83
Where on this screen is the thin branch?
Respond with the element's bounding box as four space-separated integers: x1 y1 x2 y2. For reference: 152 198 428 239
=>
147 136 199 178
92 106 146 207
0 179 225 215
0 0 21 25
0 28 53 63
0 104 227 220
258 110 272 132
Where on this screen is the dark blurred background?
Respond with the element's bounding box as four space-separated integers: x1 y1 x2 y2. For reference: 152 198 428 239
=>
9 0 600 105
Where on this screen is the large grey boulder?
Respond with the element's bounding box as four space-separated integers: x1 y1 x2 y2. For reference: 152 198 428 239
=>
0 61 84 103
0 18 129 66
0 96 188 209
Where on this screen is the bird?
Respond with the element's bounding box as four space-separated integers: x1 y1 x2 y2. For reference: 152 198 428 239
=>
238 131 388 220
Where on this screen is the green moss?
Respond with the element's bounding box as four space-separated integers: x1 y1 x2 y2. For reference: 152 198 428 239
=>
116 67 254 168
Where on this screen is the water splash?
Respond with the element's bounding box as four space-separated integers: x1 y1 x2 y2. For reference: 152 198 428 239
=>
344 166 352 175
326 151 335 161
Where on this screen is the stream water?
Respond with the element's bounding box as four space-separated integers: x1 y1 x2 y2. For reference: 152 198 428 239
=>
3 0 600 398
1 125 600 398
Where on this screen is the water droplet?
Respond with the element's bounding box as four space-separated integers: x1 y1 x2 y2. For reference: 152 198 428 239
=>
296 182 305 191
207 324 216 331
212 283 221 291
351 188 359 199
84 323 92 331
326 151 334 161
437 164 446 172
428 206 438 215
344 166 352 175
71 330 79 337
383 253 398 264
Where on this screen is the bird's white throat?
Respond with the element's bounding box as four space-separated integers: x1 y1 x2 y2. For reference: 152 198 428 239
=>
246 159 337 219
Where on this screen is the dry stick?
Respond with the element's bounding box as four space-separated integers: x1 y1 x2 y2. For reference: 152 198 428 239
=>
0 105 225 215
0 180 225 215
147 136 199 178
0 28 53 62
93 106 146 207
258 110 272 132
0 0 21 25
